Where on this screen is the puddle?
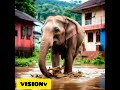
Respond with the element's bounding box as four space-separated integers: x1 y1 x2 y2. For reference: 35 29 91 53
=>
15 65 105 90
51 77 105 90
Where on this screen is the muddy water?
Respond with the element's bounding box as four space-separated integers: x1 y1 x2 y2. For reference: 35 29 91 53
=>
15 65 105 90
51 78 105 90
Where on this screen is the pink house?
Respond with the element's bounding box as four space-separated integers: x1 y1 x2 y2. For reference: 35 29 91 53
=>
71 0 105 60
15 9 40 57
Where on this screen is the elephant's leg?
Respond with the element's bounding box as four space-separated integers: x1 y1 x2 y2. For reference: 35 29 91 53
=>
51 48 60 74
64 50 74 74
64 36 77 74
51 52 60 67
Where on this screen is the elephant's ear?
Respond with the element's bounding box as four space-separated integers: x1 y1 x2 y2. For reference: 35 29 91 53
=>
64 16 85 40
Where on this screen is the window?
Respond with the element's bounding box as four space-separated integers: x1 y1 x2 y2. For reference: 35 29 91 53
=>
26 27 32 40
15 30 17 36
85 13 92 25
21 25 25 39
15 24 17 36
96 31 100 42
88 32 93 42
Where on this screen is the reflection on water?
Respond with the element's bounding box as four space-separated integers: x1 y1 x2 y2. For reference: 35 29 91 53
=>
15 66 105 90
99 78 105 89
51 77 105 90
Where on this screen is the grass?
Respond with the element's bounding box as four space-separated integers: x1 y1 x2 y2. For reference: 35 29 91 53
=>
15 49 39 67
15 49 105 67
74 54 105 66
15 49 53 67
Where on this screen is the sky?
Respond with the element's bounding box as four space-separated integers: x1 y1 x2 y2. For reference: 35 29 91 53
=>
59 0 89 3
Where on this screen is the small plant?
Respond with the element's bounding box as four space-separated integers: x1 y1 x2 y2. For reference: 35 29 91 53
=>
15 49 53 67
74 54 105 65
91 54 105 65
32 49 39 57
15 49 39 67
15 59 29 67
46 49 51 64
74 58 90 65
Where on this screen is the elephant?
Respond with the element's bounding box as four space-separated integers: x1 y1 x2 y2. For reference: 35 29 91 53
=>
38 15 85 78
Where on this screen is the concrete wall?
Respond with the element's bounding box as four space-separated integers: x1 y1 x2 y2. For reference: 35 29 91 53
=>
15 21 33 49
33 22 43 50
81 5 105 26
84 30 100 51
81 5 105 51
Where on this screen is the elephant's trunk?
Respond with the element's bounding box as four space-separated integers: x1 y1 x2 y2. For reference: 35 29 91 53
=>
38 40 52 78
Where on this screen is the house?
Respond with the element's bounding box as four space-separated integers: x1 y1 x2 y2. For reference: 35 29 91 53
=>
71 0 105 60
33 22 43 50
15 9 41 57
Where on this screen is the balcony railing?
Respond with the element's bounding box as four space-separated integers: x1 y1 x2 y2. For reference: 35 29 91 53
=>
85 19 92 25
92 17 105 25
84 17 105 26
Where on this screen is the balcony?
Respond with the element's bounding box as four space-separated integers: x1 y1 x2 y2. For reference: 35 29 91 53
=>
83 17 105 26
85 19 92 25
92 17 105 25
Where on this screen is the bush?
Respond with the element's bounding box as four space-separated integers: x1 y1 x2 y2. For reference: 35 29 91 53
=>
74 58 90 65
15 49 52 67
15 58 37 67
91 55 105 65
32 49 39 57
15 59 29 67
46 49 51 64
15 49 39 67
74 54 105 65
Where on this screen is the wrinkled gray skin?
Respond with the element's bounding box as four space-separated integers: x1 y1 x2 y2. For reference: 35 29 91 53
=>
39 15 85 78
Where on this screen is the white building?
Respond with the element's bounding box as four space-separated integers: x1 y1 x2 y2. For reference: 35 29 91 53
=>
33 21 43 50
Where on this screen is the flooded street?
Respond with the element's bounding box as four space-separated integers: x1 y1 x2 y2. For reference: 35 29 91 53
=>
15 65 105 90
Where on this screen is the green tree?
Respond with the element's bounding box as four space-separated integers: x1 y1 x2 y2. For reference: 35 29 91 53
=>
15 0 36 17
35 0 82 24
62 7 81 24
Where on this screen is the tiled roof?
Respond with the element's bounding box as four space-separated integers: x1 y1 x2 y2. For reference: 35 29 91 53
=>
71 0 105 13
15 9 40 22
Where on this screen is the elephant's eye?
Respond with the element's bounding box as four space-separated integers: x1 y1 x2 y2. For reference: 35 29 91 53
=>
53 27 60 33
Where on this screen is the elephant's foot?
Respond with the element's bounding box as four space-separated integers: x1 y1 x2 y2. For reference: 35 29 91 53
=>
47 66 82 79
47 66 63 77
48 66 62 72
66 71 83 78
54 73 67 78
64 67 72 74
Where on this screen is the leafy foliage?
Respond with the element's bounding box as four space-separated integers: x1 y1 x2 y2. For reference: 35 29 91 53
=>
15 49 39 67
45 49 51 64
35 0 82 24
15 0 82 24
74 54 105 65
15 0 36 17
35 0 77 7
15 48 105 67
91 55 105 65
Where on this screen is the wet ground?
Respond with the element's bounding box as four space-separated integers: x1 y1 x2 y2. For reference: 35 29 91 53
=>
15 65 105 90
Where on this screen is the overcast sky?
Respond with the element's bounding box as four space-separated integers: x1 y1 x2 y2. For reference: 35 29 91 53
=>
59 0 89 3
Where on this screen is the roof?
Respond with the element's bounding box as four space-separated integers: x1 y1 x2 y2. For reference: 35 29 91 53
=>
34 22 43 26
33 31 41 35
71 0 105 13
15 9 40 23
